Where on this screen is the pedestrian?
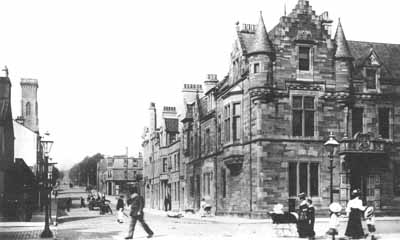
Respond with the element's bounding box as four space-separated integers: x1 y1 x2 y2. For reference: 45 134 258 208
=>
200 198 206 217
296 192 310 238
125 192 154 239
117 195 125 223
365 206 376 240
345 189 366 239
326 202 342 240
164 194 168 212
66 197 72 212
80 197 85 208
307 199 315 238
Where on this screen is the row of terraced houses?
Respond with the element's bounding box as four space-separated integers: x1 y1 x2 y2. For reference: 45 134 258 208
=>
141 0 400 217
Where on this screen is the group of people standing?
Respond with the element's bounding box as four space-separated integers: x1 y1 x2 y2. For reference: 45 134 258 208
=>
296 192 316 238
297 189 376 239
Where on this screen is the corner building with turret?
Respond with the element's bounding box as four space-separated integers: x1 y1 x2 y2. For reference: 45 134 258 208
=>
144 0 400 217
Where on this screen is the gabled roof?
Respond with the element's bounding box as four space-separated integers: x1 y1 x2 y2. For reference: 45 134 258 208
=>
348 41 400 80
164 118 179 133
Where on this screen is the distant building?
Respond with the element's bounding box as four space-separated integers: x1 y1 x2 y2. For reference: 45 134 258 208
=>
142 104 185 211
0 75 15 218
13 119 38 169
97 155 143 196
20 78 39 133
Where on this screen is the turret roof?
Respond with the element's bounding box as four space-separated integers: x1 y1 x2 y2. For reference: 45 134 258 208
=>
248 12 274 55
334 19 353 59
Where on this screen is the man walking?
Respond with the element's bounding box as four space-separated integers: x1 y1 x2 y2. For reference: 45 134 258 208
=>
125 192 154 239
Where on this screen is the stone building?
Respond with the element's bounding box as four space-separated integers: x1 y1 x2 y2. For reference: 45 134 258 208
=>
0 75 15 219
97 154 143 196
142 104 185 211
143 0 400 217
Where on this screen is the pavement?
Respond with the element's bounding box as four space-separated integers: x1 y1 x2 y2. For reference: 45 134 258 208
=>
0 186 400 239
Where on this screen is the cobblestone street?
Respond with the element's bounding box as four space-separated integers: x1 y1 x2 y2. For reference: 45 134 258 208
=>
0 187 400 239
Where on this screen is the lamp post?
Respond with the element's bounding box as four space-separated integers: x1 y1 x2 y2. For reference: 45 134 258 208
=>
40 132 54 238
324 132 339 204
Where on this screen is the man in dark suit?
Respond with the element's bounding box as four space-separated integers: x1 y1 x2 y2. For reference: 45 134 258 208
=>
125 192 154 239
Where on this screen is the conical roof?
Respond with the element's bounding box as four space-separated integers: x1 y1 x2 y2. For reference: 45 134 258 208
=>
334 19 353 59
248 12 274 55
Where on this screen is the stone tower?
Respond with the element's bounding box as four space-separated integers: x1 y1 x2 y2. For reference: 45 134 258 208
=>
20 78 39 132
248 12 275 99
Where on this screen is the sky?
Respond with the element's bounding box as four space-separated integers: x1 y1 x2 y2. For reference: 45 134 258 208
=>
1 0 399 170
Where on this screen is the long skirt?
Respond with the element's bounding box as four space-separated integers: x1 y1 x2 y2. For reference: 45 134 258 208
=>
297 219 309 238
117 209 124 223
345 208 364 238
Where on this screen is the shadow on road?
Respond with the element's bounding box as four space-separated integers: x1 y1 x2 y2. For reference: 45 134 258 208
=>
58 215 100 223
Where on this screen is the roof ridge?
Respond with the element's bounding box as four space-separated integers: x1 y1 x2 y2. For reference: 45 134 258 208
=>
348 40 400 46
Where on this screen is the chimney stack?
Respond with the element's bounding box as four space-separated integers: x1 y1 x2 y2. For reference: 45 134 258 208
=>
149 102 157 133
204 74 218 93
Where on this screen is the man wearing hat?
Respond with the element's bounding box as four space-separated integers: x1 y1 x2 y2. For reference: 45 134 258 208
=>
125 192 154 239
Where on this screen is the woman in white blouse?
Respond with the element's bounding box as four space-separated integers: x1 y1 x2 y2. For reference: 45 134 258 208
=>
345 189 366 239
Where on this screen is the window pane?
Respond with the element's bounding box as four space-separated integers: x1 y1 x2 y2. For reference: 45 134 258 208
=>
293 96 302 109
299 47 310 71
352 108 363 136
254 63 260 73
379 108 389 138
304 111 314 137
310 163 319 196
293 110 303 136
233 103 241 116
288 162 297 197
366 69 376 89
233 117 240 141
299 163 308 195
304 97 314 109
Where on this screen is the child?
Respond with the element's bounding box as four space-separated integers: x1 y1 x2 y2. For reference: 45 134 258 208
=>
327 202 342 240
365 206 376 240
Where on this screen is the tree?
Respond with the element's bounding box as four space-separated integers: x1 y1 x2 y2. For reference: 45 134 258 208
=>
68 153 104 187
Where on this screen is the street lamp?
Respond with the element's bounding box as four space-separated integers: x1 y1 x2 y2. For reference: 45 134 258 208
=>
324 132 339 204
40 132 54 238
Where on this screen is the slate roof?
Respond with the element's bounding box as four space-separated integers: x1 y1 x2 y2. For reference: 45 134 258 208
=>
334 20 353 59
348 41 400 80
237 31 255 54
164 118 179 133
248 12 274 55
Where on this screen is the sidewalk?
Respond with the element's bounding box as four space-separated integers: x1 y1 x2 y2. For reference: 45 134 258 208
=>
143 207 400 224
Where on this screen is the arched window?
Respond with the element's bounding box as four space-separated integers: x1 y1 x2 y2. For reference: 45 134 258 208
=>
26 102 31 116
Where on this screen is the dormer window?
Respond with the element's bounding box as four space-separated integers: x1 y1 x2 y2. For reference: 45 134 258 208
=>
299 47 311 71
366 68 377 89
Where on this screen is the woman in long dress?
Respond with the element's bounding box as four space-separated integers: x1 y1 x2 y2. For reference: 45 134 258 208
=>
297 193 310 238
345 189 366 239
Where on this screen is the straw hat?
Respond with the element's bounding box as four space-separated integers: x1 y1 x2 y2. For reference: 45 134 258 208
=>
364 206 374 218
329 202 342 213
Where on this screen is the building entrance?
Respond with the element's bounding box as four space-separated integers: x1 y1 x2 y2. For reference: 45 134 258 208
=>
343 157 384 209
